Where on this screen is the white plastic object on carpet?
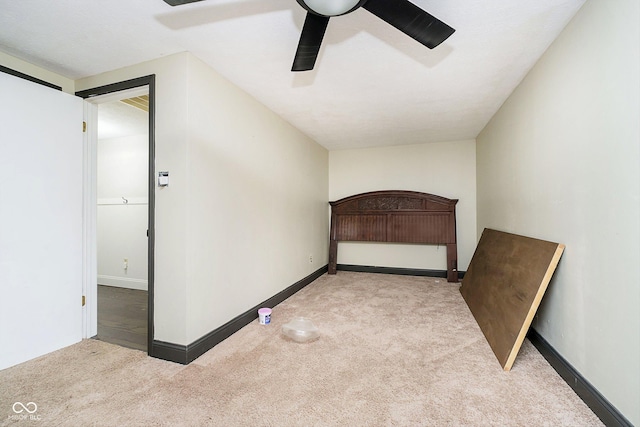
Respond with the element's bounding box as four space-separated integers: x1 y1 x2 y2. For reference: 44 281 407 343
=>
282 317 319 343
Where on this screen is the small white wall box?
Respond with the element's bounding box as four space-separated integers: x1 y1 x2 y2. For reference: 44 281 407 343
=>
158 171 169 187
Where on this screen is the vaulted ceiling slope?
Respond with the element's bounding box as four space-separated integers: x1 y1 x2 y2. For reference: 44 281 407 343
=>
0 0 585 150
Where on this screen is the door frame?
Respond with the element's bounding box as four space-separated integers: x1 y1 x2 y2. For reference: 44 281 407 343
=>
76 75 156 354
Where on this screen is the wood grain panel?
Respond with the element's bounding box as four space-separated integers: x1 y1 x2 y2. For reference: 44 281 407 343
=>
335 214 387 241
460 228 564 371
388 213 452 243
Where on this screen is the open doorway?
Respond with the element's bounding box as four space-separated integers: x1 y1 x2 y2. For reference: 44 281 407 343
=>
77 76 155 355
96 92 149 351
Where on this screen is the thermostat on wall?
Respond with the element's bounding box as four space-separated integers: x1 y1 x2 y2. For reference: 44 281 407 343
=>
158 171 169 187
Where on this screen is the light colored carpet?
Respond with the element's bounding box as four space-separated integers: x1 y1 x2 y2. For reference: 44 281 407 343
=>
0 272 603 426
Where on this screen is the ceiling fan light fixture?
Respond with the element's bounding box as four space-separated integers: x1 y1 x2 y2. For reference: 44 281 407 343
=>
298 0 362 16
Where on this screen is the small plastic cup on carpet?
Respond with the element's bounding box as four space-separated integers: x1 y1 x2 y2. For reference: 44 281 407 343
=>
258 308 272 325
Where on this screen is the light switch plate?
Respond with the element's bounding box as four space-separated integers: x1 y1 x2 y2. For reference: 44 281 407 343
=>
158 171 169 187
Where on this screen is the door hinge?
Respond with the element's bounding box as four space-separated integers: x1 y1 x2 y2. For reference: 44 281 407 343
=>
82 121 87 132
82 295 86 306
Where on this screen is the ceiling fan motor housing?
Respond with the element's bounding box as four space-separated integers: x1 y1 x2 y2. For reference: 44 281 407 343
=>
296 0 368 17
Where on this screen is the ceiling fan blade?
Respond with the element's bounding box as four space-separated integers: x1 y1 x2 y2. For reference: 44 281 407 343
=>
292 13 330 72
163 0 206 6
362 0 455 49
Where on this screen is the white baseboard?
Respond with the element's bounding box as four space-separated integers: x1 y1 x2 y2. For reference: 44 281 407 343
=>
97 275 148 291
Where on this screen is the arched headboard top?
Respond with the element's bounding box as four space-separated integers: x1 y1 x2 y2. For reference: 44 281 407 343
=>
330 190 458 213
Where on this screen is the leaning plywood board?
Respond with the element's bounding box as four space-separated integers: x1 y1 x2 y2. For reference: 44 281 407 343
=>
460 229 565 371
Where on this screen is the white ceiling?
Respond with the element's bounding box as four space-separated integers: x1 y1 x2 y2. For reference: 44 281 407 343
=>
0 0 585 150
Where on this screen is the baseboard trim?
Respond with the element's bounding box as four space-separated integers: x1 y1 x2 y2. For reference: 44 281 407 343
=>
151 340 187 365
527 328 632 427
337 264 465 280
151 265 328 365
98 275 148 291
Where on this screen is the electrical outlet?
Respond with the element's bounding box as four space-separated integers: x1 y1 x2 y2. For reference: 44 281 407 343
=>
309 254 313 263
123 258 129 270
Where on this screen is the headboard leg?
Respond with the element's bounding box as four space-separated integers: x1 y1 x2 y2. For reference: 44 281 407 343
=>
447 243 458 282
328 240 338 274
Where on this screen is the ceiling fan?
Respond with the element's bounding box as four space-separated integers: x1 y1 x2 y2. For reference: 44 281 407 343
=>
163 0 455 72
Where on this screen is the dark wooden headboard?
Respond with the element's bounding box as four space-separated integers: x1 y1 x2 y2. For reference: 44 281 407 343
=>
328 190 459 282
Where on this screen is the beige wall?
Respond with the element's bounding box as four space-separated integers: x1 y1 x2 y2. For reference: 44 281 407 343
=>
0 51 74 93
329 140 476 272
476 0 639 424
76 52 329 345
183 54 328 342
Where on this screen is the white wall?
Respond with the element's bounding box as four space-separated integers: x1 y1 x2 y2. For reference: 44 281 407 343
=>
97 134 148 290
329 140 476 272
76 52 329 346
476 0 639 424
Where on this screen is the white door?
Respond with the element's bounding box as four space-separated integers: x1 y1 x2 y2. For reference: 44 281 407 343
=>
0 72 84 370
